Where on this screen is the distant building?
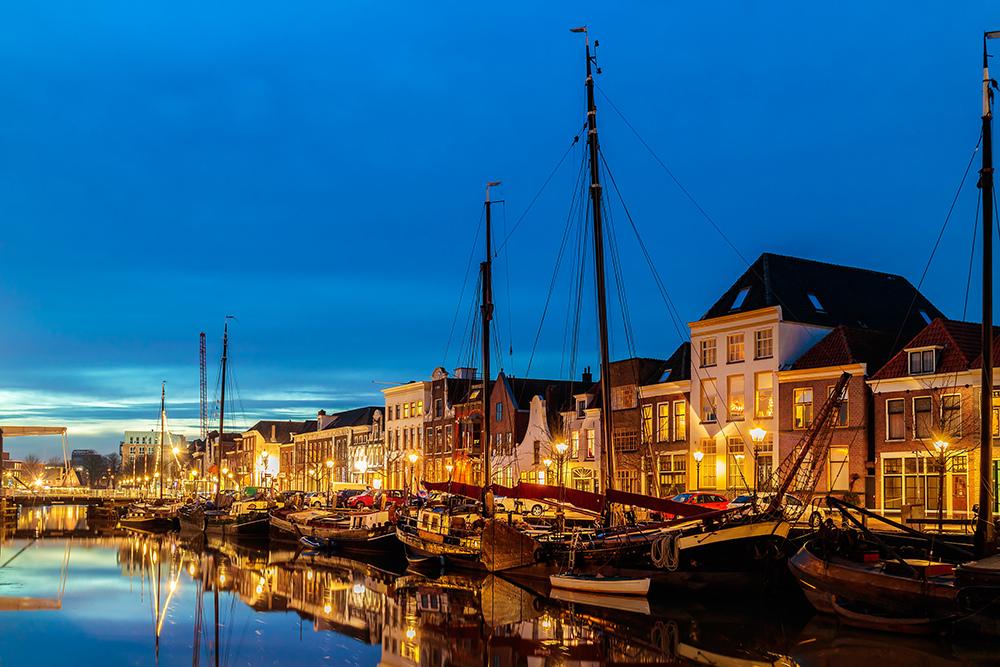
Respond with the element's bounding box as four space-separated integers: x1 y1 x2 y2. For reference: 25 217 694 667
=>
119 430 188 478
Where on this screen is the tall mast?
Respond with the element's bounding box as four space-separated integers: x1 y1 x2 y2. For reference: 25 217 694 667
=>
574 27 616 493
483 181 500 501
159 381 166 499
219 318 230 492
977 32 999 559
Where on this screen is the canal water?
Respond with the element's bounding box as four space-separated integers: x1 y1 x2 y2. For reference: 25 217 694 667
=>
0 506 996 666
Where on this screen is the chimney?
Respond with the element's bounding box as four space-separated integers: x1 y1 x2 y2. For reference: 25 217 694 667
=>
582 366 593 384
270 424 276 442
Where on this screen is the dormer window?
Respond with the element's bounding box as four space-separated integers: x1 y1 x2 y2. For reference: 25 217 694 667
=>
806 293 824 312
730 287 750 310
908 348 939 375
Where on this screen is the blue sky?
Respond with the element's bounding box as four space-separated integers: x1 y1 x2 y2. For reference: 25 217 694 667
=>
1 2 997 459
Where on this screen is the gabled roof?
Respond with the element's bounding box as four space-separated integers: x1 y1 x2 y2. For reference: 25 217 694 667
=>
611 357 670 387
790 326 898 373
870 318 986 380
701 253 943 338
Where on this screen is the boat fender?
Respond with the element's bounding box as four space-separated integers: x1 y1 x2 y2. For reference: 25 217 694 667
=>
533 547 546 563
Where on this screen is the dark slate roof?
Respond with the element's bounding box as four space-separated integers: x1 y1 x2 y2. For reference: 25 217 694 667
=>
246 420 315 443
653 342 691 384
790 326 899 373
701 253 944 339
871 318 986 380
611 357 670 387
320 407 380 430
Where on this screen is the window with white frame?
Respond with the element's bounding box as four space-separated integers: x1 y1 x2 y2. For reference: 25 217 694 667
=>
658 454 686 495
755 328 773 359
571 430 580 458
728 375 745 421
701 380 717 423
699 438 717 488
727 437 746 491
586 428 595 459
755 371 773 418
887 399 905 440
657 403 670 442
913 396 932 440
673 400 686 441
793 388 813 430
701 339 717 367
727 333 745 363
942 394 962 438
908 349 937 375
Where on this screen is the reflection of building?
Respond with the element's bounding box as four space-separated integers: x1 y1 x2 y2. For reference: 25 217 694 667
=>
383 578 485 667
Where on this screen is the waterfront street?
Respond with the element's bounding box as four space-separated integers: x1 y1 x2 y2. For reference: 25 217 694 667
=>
0 506 996 667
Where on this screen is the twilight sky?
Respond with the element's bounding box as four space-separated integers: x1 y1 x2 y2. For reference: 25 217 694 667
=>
1 2 998 460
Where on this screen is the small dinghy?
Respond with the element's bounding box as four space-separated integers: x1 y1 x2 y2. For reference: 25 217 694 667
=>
549 573 650 596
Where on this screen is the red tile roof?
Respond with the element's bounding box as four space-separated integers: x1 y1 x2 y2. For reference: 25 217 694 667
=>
870 318 986 380
790 326 898 372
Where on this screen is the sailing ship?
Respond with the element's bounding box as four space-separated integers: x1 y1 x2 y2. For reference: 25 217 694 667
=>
787 32 1000 636
469 28 814 588
268 505 399 553
121 383 181 532
395 182 502 567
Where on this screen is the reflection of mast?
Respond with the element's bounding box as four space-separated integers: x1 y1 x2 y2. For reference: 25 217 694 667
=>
159 382 166 500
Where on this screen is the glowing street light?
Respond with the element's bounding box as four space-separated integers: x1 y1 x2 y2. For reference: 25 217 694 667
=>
693 450 704 490
934 440 949 532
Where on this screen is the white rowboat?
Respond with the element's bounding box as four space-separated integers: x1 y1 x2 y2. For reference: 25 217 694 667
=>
549 573 650 596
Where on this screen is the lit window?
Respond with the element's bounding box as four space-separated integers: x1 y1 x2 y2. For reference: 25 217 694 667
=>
586 429 595 459
727 375 745 421
657 403 670 441
571 431 579 458
730 287 750 310
611 386 637 410
727 334 744 363
641 405 653 442
701 380 717 423
793 388 813 430
673 401 686 441
828 384 849 427
807 293 824 312
701 339 717 367
403 403 410 419
755 329 773 359
755 372 774 418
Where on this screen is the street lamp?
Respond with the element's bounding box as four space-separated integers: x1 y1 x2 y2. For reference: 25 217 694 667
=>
326 460 334 506
933 440 949 532
749 427 767 495
407 453 419 496
446 464 454 481
260 450 270 489
693 450 704 491
555 442 568 488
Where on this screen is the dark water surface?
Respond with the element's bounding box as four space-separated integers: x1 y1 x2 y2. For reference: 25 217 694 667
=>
0 506 995 667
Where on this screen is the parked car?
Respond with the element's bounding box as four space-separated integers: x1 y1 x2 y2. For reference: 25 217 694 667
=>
306 491 330 508
347 489 411 509
655 492 730 520
494 496 550 517
335 488 368 508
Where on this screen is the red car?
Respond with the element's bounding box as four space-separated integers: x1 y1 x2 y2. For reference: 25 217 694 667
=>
347 489 409 509
655 492 730 520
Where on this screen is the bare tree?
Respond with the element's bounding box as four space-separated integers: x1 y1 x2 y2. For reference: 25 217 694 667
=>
22 454 43 481
46 456 64 467
105 453 122 488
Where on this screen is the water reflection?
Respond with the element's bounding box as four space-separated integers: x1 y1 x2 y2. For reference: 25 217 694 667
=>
0 507 995 667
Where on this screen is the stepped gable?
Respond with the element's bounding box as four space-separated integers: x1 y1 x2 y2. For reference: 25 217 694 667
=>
870 318 986 380
790 326 898 373
701 253 944 339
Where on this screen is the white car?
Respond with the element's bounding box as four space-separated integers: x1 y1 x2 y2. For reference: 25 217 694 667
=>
494 496 548 517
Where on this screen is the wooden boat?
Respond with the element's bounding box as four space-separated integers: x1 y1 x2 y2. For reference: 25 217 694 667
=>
550 572 650 595
788 33 1000 636
395 500 483 567
120 501 180 532
269 506 398 553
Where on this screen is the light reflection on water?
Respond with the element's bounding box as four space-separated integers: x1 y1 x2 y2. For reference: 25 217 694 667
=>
0 506 995 667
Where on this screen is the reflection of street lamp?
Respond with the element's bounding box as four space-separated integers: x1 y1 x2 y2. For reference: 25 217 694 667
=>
749 427 767 495
933 440 949 532
555 442 568 488
693 450 704 490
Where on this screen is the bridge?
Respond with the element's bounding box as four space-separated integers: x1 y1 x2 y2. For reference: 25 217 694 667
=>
0 425 72 489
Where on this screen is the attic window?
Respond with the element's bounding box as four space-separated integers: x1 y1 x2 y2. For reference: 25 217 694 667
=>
919 310 932 325
730 287 750 310
907 347 941 376
806 293 824 312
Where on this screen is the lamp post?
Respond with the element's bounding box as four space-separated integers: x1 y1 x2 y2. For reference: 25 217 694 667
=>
407 453 419 497
446 464 454 481
555 442 568 489
693 451 704 491
260 450 269 490
355 459 369 486
933 440 949 533
326 460 334 507
749 427 767 496
543 458 553 486
222 468 229 492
